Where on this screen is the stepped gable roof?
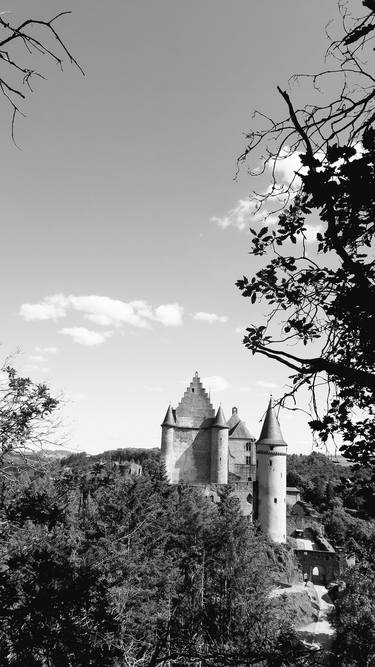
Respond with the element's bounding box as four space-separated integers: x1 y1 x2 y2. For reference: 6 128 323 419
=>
257 398 287 446
213 405 229 428
161 404 175 427
175 372 215 428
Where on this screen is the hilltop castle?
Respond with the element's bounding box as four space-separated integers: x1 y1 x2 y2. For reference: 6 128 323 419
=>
161 372 287 543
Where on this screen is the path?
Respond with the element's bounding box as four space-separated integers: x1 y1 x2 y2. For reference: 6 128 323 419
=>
296 584 335 649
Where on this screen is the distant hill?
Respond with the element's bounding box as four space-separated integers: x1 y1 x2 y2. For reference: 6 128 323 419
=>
39 449 77 460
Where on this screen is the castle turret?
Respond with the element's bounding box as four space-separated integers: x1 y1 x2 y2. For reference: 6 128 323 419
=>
210 406 229 484
161 404 175 482
256 398 287 543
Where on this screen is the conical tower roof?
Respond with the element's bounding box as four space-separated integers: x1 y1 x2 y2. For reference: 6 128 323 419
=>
161 404 175 427
213 405 229 428
257 398 286 446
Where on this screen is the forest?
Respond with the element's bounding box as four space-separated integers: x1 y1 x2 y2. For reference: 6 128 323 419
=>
0 417 374 666
0 442 308 666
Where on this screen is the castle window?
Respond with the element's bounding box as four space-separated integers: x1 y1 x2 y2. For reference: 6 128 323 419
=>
246 442 251 452
191 388 194 393
270 446 274 451
274 498 277 503
246 456 251 465
248 476 252 481
269 460 272 466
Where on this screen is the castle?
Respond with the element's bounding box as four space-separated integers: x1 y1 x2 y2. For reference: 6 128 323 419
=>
161 372 287 543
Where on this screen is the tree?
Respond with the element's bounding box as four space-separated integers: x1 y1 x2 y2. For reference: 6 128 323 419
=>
0 365 60 481
0 10 82 141
329 561 375 666
236 1 375 463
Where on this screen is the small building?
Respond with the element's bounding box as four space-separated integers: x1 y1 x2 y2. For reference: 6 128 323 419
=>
286 486 301 506
290 526 344 585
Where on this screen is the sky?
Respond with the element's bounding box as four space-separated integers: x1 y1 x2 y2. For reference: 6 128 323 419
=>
1 1 344 454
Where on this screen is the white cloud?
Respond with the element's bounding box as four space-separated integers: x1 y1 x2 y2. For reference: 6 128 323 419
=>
193 312 228 324
202 375 229 392
70 295 152 329
20 294 184 329
29 354 46 363
59 327 112 346
36 346 58 354
20 294 69 321
211 148 306 233
269 149 305 184
210 198 264 232
256 380 278 389
154 303 184 327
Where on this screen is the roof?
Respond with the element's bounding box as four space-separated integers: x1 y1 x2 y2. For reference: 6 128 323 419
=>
161 404 175 427
175 372 215 427
286 487 301 493
213 406 229 428
229 420 254 439
257 398 287 446
227 407 254 439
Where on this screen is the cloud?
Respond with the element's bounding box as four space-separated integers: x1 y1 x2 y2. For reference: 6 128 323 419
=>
59 327 112 346
193 312 228 324
20 294 69 321
70 295 152 328
211 148 307 233
36 346 58 354
154 303 184 327
210 199 260 232
256 380 278 389
202 375 229 392
20 294 184 330
269 150 305 184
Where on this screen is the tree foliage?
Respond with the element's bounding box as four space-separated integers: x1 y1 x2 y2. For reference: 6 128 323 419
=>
0 457 311 666
329 561 375 666
236 1 375 463
0 365 60 481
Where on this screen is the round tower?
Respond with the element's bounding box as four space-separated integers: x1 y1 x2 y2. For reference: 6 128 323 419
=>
210 406 229 484
161 404 175 483
256 398 287 543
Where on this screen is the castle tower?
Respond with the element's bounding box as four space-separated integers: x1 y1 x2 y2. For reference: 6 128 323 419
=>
161 404 175 482
210 406 229 484
256 398 287 543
